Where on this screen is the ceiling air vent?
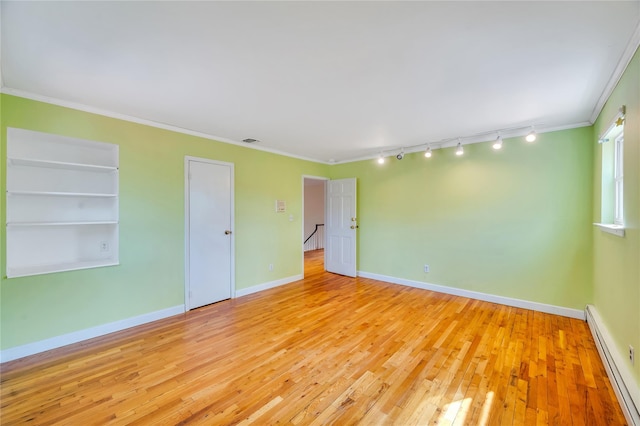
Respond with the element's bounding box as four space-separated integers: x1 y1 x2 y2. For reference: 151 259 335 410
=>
242 138 259 143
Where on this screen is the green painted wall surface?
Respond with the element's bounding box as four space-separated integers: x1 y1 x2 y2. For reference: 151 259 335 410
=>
0 94 329 350
593 48 640 387
330 127 594 310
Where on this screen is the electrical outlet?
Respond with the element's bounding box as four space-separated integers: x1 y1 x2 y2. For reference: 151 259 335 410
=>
269 263 274 271
630 345 635 365
100 241 109 252
424 264 430 273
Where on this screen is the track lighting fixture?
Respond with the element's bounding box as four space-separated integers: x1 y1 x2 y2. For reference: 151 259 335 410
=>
525 128 537 142
492 135 503 150
371 123 541 165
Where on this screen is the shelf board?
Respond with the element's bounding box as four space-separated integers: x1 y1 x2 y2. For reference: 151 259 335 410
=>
9 157 118 172
7 221 118 227
7 259 120 278
7 190 117 198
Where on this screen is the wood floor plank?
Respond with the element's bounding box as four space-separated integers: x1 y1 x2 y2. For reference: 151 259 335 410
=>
0 249 627 425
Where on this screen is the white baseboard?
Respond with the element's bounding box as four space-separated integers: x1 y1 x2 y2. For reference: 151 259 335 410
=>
586 305 640 425
0 305 185 363
357 271 585 319
235 274 303 298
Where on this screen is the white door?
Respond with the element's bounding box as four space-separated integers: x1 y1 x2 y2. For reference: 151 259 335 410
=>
325 178 357 277
186 158 233 309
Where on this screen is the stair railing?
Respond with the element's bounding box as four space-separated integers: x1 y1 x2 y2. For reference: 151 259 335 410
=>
303 224 324 251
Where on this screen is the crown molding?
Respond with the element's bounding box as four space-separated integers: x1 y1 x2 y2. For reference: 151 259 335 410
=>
589 20 640 124
0 87 330 165
0 86 598 166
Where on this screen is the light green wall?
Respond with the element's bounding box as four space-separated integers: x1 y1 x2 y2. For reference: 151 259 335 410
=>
593 48 640 387
330 127 594 309
0 94 329 349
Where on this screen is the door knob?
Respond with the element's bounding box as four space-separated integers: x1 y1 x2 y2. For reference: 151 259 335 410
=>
225 230 232 235
350 225 359 229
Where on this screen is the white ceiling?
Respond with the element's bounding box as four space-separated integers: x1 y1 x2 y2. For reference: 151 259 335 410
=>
2 1 639 163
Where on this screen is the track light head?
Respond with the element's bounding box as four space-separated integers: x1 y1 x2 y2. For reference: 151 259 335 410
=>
377 154 385 164
526 128 537 142
492 135 503 150
456 141 464 156
396 150 404 160
424 146 432 158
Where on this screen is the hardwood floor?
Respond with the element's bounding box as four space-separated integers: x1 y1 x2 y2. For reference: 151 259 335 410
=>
1 250 625 425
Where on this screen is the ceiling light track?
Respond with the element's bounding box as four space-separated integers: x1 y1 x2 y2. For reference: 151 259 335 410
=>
374 123 540 164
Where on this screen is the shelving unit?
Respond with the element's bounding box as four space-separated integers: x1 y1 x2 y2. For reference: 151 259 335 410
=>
8 191 117 197
8 157 118 172
8 221 119 227
6 128 119 278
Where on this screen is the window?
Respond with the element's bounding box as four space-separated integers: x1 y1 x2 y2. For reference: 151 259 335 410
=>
595 106 625 236
614 133 623 225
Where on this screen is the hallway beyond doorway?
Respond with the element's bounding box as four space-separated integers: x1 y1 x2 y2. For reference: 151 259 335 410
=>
304 249 324 276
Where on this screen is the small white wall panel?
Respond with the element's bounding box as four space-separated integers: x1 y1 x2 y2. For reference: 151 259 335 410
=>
6 128 119 278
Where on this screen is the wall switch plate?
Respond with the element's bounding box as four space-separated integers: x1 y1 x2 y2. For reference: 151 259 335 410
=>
100 241 110 252
424 264 430 273
269 263 274 271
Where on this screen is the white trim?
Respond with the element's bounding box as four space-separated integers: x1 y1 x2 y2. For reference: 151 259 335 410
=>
0 87 327 165
598 106 626 143
594 223 626 237
235 274 303 298
0 305 185 363
302 175 330 180
357 271 584 319
585 305 640 425
590 21 640 124
2 88 595 166
614 133 624 225
184 156 236 311
0 4 3 89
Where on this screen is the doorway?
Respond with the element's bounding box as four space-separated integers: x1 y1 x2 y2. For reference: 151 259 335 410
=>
324 178 357 277
185 157 234 310
303 177 327 276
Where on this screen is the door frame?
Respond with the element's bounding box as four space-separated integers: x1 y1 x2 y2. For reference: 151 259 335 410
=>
184 156 235 311
302 175 329 277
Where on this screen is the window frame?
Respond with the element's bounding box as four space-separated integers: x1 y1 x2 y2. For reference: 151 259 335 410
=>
594 106 625 237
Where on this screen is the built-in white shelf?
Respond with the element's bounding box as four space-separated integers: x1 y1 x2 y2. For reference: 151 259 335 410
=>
6 128 119 278
7 190 117 198
8 157 118 173
7 221 119 227
7 259 120 279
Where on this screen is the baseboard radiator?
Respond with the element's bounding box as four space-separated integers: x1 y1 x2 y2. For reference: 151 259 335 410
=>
585 305 640 425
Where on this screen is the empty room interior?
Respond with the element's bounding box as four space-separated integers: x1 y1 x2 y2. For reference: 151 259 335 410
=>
1 1 639 424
